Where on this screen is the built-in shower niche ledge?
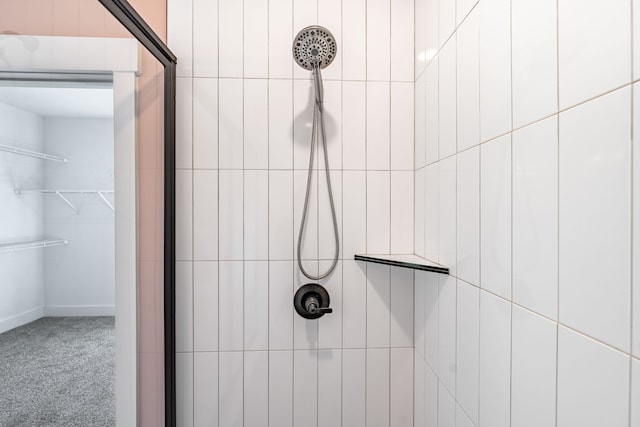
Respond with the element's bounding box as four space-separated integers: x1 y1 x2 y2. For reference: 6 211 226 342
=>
354 254 449 275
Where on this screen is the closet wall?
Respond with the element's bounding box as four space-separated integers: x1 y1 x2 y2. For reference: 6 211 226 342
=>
0 101 45 333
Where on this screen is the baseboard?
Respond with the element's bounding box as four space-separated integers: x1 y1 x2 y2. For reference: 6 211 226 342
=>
0 307 44 334
44 305 116 317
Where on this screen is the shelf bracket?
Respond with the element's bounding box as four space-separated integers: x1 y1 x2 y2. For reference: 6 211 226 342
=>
98 191 115 211
55 191 79 214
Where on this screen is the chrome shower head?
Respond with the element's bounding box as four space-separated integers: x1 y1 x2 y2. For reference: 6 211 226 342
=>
292 26 337 70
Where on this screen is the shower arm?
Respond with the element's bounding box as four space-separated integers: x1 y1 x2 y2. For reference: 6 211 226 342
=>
312 64 324 110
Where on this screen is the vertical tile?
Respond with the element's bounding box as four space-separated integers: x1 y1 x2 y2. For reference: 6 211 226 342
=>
318 261 343 349
425 0 439 63
367 263 391 348
438 382 456 427
319 171 342 262
193 78 218 169
636 0 640 81
425 60 440 164
218 79 244 169
244 351 269 427
270 351 294 427
269 79 294 170
456 280 479 424
194 352 218 426
439 156 456 275
367 348 390 427
167 0 193 77
176 78 193 169
269 171 294 260
415 168 426 257
219 170 243 260
391 171 414 253
367 0 391 81
269 261 294 350
512 117 558 320
415 74 427 171
414 272 427 358
292 0 318 79
391 82 415 170
425 164 439 261
415 0 427 77
512 306 557 427
456 405 475 427
480 135 511 300
293 79 315 171
318 0 343 81
366 171 391 254
244 170 269 260
414 354 426 427
390 267 414 347
511 0 557 128
559 87 631 351
425 365 438 426
193 0 218 77
193 170 218 261
343 260 367 348
343 171 367 258
343 349 366 427
479 291 511 427
176 353 194 427
343 81 367 170
176 261 194 352
294 350 318 427
438 37 457 159
219 352 244 427
342 0 367 81
558 0 631 109
479 0 512 142
269 0 293 78
366 82 391 170
633 83 640 357
390 348 414 427
439 0 456 46
293 169 318 263
218 0 243 77
391 0 414 82
219 261 243 351
323 81 343 172
424 273 440 371
557 327 630 427
632 359 640 427
318 350 342 427
244 0 268 78
438 275 457 394
456 146 480 286
457 0 478 25
244 79 269 169
244 261 269 350
194 261 219 352
456 10 480 152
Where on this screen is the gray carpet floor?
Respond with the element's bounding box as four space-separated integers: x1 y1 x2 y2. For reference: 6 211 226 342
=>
0 317 115 427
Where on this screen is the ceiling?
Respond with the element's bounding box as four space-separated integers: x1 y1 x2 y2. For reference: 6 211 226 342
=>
0 86 113 118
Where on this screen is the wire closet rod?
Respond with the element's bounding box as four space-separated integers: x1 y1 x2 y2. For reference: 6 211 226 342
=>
0 239 68 254
0 142 67 163
15 189 115 213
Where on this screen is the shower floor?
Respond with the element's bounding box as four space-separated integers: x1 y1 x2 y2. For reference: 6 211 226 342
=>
0 317 115 427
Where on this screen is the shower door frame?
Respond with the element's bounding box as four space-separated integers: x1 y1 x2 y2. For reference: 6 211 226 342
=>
97 1 177 425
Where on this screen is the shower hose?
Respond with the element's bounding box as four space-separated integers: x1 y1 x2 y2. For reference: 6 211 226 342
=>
296 65 340 281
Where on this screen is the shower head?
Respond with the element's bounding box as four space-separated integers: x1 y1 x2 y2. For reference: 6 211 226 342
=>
292 26 337 70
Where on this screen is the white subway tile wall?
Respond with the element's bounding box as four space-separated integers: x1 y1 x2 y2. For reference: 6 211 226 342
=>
414 0 639 426
168 0 416 424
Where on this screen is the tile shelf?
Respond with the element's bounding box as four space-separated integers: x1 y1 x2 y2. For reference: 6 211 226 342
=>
354 254 449 275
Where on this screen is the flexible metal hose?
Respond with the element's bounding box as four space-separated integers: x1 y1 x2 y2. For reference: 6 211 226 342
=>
296 66 340 280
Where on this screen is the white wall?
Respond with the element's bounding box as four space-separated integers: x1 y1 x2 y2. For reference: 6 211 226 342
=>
167 0 416 425
0 101 45 333
43 117 115 316
414 0 640 426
